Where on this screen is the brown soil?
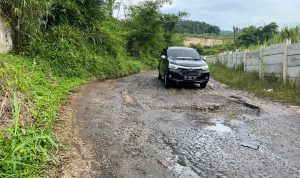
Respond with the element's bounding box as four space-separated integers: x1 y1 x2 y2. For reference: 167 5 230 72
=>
184 37 223 47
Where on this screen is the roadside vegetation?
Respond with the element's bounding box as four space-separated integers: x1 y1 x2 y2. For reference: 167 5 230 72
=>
175 20 221 35
0 0 184 177
203 23 300 106
210 63 300 106
184 22 300 55
183 23 299 105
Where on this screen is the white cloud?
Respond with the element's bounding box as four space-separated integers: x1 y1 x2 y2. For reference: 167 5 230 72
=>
161 0 300 30
114 0 300 30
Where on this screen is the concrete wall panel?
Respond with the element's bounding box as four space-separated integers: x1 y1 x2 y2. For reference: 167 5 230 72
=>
288 44 300 56
288 55 300 66
287 66 300 78
263 44 284 56
263 54 283 64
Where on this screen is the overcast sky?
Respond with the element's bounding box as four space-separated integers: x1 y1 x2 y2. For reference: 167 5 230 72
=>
116 0 300 31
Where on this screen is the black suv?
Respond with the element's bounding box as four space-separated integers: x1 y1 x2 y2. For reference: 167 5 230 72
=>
158 47 210 88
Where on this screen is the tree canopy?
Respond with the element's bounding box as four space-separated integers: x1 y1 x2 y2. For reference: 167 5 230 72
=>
236 22 278 47
0 0 183 56
175 20 221 35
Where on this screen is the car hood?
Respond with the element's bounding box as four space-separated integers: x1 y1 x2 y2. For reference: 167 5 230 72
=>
170 59 207 67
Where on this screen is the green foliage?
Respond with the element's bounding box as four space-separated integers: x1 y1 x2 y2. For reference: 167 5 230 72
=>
236 26 259 47
190 44 204 55
0 92 58 177
268 26 300 45
127 0 167 56
0 0 183 176
236 22 278 47
126 0 183 57
169 33 184 46
161 12 187 45
0 40 156 176
258 22 278 43
47 0 105 29
175 20 221 35
0 0 52 51
210 63 300 106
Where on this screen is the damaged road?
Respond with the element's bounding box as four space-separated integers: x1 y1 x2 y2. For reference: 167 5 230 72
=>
58 71 300 178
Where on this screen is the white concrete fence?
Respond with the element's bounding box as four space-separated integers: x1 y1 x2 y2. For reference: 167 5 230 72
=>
0 16 12 53
207 39 300 85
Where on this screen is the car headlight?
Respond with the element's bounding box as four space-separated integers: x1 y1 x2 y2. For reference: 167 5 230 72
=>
168 63 180 69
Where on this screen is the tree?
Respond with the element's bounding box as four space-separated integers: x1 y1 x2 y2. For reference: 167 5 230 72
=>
47 0 105 29
236 22 279 47
258 22 278 43
236 26 258 47
127 0 182 56
233 26 239 47
174 20 221 35
161 12 187 45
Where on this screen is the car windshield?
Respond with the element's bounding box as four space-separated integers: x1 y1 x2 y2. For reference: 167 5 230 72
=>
168 48 201 60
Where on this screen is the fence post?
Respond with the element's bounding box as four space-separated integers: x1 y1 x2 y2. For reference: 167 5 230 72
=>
243 49 248 71
235 49 239 69
283 39 291 84
229 51 234 68
259 45 264 79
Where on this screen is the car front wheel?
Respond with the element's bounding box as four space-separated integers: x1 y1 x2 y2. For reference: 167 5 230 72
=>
200 82 208 88
158 71 162 80
164 72 170 88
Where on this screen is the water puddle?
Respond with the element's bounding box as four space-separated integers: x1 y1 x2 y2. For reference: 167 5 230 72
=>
206 117 232 133
193 120 215 126
239 139 261 150
207 123 232 133
238 131 261 150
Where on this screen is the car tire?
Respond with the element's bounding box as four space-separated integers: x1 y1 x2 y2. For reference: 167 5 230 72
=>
200 82 207 88
158 72 162 80
164 71 170 88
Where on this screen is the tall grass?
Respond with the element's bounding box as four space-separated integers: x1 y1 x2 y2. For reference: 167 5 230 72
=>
209 62 300 106
0 93 58 177
0 28 157 176
269 26 300 45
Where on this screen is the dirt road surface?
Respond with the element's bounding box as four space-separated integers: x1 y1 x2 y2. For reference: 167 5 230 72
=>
57 71 300 178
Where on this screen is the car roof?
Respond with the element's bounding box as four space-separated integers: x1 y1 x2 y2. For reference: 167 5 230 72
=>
168 46 195 50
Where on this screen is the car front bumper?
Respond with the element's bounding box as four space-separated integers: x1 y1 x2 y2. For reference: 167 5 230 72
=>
168 69 210 84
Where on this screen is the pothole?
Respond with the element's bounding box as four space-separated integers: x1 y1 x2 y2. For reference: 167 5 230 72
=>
239 139 261 150
187 113 233 133
193 120 215 126
206 123 232 133
122 90 141 108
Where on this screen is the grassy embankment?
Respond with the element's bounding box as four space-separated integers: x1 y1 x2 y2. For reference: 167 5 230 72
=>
0 26 157 177
209 63 300 106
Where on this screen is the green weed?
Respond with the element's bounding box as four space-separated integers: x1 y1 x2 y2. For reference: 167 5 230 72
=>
0 93 58 177
0 34 156 177
210 63 300 106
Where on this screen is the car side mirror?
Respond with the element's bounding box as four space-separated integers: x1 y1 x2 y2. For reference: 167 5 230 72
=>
202 56 207 61
161 55 166 60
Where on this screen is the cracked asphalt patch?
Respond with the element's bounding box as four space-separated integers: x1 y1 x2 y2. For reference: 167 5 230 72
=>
56 71 300 178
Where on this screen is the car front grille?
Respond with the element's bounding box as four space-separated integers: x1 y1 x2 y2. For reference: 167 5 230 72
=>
179 69 202 76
